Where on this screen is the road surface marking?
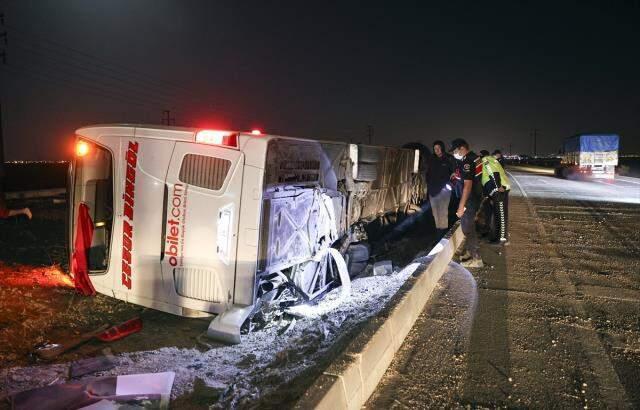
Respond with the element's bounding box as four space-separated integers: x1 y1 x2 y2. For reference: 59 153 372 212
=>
506 171 527 199
617 176 640 185
536 209 634 216
595 180 614 185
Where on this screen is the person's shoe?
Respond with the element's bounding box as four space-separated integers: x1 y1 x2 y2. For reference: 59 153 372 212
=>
461 258 484 268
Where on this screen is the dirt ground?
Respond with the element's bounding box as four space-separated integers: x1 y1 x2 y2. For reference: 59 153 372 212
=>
0 196 441 408
0 199 208 369
367 167 640 408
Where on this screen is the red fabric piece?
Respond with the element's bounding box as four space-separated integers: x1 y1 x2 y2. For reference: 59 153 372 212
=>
0 207 9 218
96 317 143 342
71 203 96 296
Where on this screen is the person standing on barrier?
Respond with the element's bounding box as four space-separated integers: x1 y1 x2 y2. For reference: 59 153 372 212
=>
427 141 455 235
450 138 484 268
480 150 510 244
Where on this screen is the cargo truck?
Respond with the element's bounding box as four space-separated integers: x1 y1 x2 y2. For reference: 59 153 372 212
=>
555 134 619 179
68 125 426 343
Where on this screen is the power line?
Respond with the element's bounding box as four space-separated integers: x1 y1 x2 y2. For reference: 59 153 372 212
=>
7 34 203 107
8 40 182 108
1 64 161 111
5 39 193 110
4 32 262 127
1 17 264 130
2 61 161 109
3 60 261 129
5 23 211 104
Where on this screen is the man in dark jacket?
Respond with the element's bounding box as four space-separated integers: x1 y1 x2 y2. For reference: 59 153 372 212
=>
493 149 505 167
450 138 484 268
427 141 455 234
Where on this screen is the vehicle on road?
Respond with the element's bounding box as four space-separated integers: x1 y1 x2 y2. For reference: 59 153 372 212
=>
68 125 426 343
555 134 619 179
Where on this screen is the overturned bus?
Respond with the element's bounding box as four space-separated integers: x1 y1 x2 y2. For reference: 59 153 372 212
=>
69 125 426 342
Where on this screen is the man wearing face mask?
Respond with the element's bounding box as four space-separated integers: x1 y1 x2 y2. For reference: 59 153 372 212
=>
449 138 484 268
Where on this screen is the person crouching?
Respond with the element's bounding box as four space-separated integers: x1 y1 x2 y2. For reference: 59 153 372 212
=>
480 150 510 244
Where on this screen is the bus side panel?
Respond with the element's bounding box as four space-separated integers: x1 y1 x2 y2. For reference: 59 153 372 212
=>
116 138 175 304
350 146 418 224
233 165 264 306
161 142 244 313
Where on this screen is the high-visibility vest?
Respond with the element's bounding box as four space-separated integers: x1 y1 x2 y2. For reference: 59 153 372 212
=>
481 155 510 192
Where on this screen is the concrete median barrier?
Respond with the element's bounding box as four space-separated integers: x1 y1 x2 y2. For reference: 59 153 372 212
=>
295 223 464 409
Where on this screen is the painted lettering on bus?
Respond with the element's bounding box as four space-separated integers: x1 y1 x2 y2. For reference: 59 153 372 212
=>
165 183 184 267
121 141 138 289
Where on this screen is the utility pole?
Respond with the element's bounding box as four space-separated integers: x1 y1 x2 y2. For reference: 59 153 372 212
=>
366 124 373 145
0 11 8 205
161 110 175 126
509 142 513 156
532 128 539 157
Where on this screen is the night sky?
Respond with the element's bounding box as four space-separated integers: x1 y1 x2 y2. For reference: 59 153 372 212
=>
1 0 639 160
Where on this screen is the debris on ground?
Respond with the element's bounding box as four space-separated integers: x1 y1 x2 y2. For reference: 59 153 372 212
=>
96 317 143 342
69 351 117 378
2 259 431 407
373 260 394 276
11 371 175 410
32 318 142 362
35 324 110 360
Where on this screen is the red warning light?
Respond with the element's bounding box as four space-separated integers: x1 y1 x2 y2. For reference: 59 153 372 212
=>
76 140 90 157
195 130 239 148
251 129 262 135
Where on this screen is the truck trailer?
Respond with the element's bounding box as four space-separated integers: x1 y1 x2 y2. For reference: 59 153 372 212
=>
68 125 426 343
555 134 620 179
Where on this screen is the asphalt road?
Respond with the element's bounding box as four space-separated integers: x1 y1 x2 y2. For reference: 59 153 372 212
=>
507 165 640 204
367 166 640 408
